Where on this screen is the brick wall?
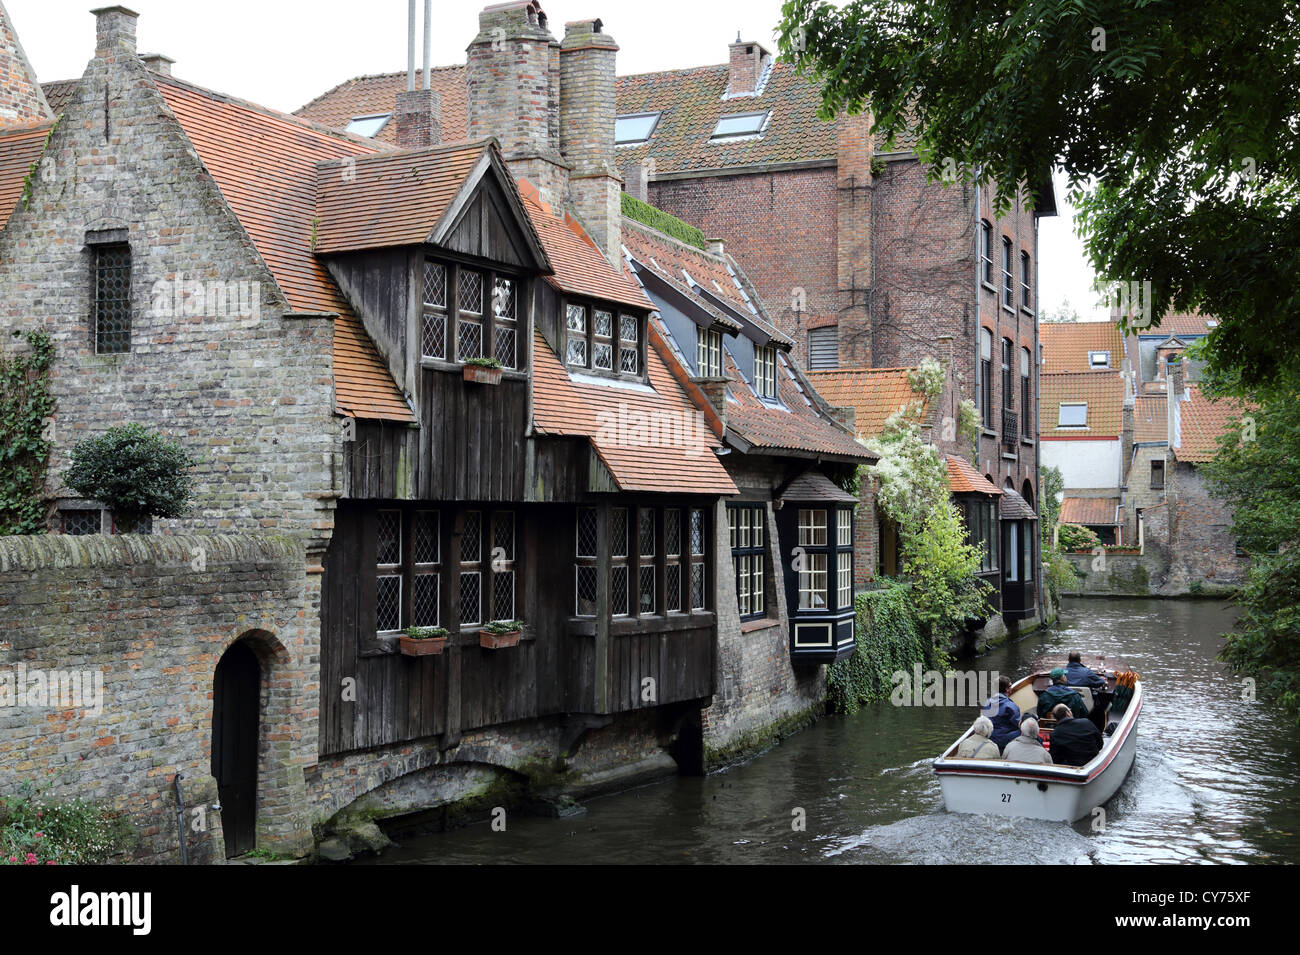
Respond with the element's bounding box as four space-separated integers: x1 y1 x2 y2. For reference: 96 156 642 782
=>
1164 461 1248 590
1125 444 1168 543
0 40 340 545
0 1 49 126
0 533 316 863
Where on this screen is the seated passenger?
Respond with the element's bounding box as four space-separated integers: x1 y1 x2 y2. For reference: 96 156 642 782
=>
1036 668 1089 719
1048 703 1104 767
955 716 1001 759
1000 716 1053 764
1065 651 1107 689
982 675 1022 750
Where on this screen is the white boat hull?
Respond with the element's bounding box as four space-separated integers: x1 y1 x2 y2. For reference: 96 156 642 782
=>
933 679 1142 823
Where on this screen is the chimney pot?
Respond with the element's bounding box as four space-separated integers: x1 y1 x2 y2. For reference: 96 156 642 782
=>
91 5 138 56
706 237 725 257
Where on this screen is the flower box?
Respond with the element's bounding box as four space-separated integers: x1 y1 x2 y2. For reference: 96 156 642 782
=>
399 627 449 656
479 620 524 650
463 363 504 385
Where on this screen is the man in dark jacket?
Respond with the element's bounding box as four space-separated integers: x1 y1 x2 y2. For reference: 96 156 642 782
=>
1065 652 1106 690
1048 703 1104 766
1036 669 1089 719
982 675 1022 750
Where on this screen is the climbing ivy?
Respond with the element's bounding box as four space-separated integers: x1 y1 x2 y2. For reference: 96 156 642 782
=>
827 582 935 715
0 331 55 535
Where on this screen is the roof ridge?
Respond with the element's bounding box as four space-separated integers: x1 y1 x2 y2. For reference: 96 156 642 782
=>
153 73 393 151
616 62 730 81
294 65 466 114
809 365 917 374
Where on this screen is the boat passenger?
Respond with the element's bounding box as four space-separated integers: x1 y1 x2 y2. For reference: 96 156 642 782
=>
1001 716 1053 764
1065 651 1106 690
1048 703 1104 767
982 675 1021 750
1036 668 1089 719
955 717 1001 759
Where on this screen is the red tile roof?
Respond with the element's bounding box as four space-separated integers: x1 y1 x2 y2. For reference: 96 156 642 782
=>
518 180 651 311
806 367 931 440
1173 385 1245 464
946 455 1001 496
39 79 76 114
530 329 736 494
0 121 54 229
1133 395 1167 443
296 68 468 148
153 75 414 423
314 140 493 255
1060 497 1121 526
1039 372 1125 438
1040 322 1125 374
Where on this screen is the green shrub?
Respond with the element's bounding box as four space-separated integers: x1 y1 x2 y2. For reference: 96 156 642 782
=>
827 582 936 714
1045 546 1081 603
1057 522 1101 551
0 786 134 864
64 423 196 529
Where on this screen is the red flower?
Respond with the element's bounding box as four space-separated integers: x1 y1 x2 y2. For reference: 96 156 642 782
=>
24 853 37 865
34 832 42 838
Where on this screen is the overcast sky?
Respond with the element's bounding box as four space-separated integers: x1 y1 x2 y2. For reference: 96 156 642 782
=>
7 0 1102 320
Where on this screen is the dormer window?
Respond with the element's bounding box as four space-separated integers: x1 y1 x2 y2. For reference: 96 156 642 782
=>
755 346 777 398
697 327 722 376
1089 350 1110 369
421 256 526 371
564 298 645 380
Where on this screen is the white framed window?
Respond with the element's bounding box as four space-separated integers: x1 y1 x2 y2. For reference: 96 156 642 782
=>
345 113 391 137
837 551 852 609
755 346 777 398
697 327 722 376
1089 350 1110 369
566 303 588 368
1058 402 1088 428
615 112 660 145
619 313 639 374
711 111 769 139
593 308 614 370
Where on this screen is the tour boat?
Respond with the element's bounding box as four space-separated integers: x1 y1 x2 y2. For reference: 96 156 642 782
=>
932 670 1142 822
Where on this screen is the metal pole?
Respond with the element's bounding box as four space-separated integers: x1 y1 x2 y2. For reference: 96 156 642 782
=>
422 0 432 90
172 773 188 866
407 0 416 92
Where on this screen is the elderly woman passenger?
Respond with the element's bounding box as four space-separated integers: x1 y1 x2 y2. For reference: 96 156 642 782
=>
1001 716 1053 764
955 716 1001 759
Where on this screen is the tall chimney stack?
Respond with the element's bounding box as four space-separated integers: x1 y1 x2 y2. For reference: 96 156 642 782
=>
466 1 568 208
0 0 53 126
560 18 621 264
92 5 137 57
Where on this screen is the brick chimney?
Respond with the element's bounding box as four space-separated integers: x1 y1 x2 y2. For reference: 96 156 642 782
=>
694 375 728 428
466 1 568 208
395 88 442 148
623 161 649 202
1121 396 1135 484
0 0 53 127
140 52 173 75
836 108 874 366
1169 354 1185 401
727 37 769 97
560 18 621 264
92 5 137 57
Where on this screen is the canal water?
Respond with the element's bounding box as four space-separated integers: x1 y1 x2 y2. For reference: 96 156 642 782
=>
367 599 1300 864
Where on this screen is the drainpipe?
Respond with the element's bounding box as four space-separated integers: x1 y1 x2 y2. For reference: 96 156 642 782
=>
172 772 188 866
973 175 982 476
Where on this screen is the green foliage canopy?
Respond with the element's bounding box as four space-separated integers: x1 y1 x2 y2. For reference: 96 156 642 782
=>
64 423 197 528
778 0 1300 392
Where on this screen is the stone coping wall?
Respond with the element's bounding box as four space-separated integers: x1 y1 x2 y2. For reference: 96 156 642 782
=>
0 533 316 863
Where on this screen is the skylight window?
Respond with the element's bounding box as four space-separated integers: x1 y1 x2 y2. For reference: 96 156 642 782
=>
1088 350 1110 369
346 113 392 138
1058 403 1088 428
615 113 660 145
710 111 769 140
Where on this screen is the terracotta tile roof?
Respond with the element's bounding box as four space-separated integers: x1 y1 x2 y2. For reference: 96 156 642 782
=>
39 79 77 114
946 455 1001 496
0 120 54 229
1138 310 1218 338
999 487 1037 520
1060 497 1121 526
1173 385 1245 464
722 350 871 461
1039 372 1124 439
296 68 468 147
806 367 930 441
530 330 736 494
1040 322 1125 374
1133 395 1167 443
153 75 414 423
518 181 651 311
314 140 492 255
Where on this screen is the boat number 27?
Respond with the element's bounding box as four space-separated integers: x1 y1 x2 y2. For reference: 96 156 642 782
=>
1000 793 1012 803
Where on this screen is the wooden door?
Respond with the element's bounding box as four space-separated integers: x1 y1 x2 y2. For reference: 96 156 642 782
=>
212 641 259 857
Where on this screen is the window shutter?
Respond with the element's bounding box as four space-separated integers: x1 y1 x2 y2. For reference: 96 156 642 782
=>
808 327 838 370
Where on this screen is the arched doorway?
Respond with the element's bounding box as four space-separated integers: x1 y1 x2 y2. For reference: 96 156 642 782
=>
1021 479 1035 512
213 640 260 857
